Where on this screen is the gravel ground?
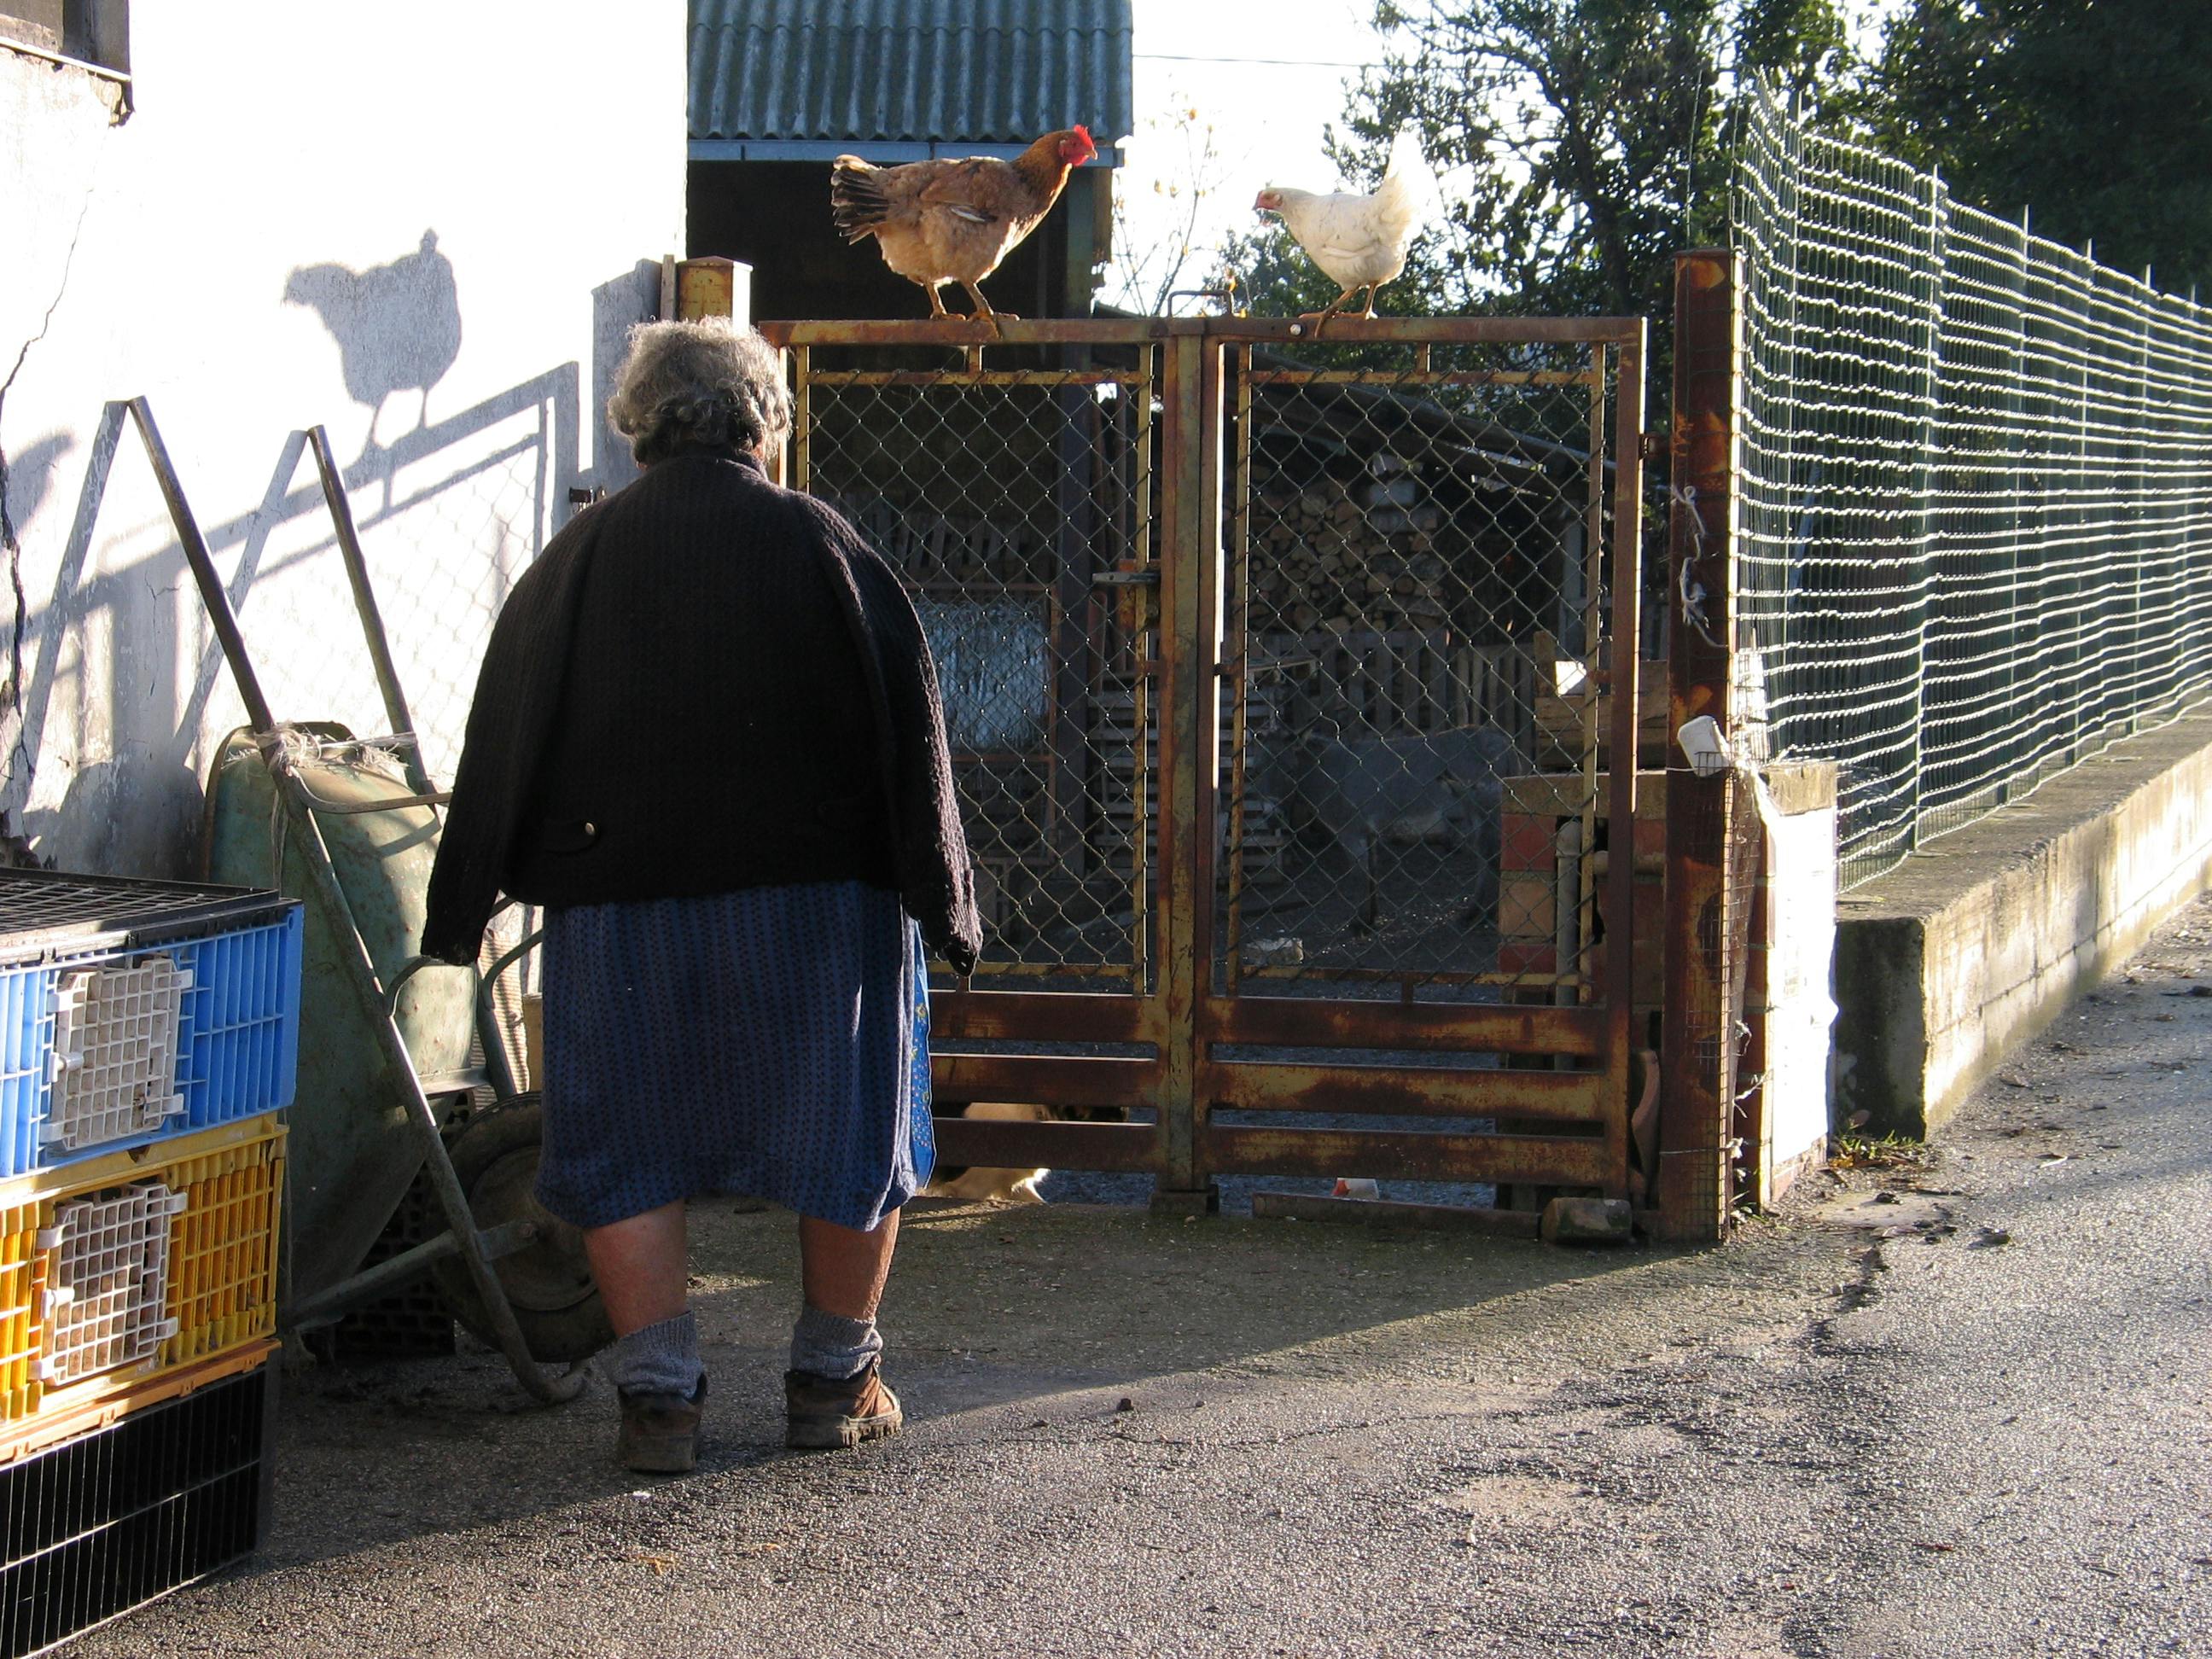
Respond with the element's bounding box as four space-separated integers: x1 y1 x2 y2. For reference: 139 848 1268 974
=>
75 898 2212 1656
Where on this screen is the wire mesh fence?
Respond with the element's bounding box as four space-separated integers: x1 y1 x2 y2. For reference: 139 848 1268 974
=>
789 340 1160 988
780 329 1650 1013
1221 338 1643 1004
1731 82 2212 886
227 384 578 794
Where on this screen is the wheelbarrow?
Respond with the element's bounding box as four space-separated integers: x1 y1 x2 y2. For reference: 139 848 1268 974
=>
131 399 602 1404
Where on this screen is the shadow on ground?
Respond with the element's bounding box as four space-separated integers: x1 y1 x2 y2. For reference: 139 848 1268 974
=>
69 897 2212 1656
256 1200 1735 1572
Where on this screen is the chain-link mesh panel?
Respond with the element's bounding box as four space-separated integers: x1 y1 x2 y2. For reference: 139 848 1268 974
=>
1220 339 1639 1002
1733 82 2212 887
211 387 573 1044
791 344 1159 987
198 384 574 817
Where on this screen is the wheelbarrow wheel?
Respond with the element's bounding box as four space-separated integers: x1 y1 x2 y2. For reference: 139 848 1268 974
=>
430 1091 613 1364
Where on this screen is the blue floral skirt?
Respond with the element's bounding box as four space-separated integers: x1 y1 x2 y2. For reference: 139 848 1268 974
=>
535 882 933 1231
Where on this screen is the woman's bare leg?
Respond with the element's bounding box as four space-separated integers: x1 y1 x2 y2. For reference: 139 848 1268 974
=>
788 1210 904 1445
798 1209 899 1320
585 1200 689 1336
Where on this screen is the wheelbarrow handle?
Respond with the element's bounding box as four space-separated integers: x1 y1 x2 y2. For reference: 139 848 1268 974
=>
481 926 546 991
389 897 535 1010
385 954 463 1018
474 925 545 1103
395 904 544 1097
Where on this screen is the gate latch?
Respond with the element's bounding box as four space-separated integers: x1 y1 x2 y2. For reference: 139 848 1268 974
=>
1094 564 1161 632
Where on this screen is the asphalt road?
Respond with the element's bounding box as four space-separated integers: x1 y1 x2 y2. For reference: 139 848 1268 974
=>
79 899 2212 1656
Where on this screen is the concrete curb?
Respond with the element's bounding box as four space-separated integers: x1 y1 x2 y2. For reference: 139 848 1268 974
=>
1832 712 2212 1138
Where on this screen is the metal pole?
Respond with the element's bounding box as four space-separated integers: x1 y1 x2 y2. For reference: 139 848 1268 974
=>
1152 329 1220 1212
1580 344 1611 1010
1906 169 1944 848
1603 329 1647 1202
794 346 812 494
127 399 278 738
1130 351 1155 987
1656 251 1744 1243
306 426 432 796
1224 345 1254 996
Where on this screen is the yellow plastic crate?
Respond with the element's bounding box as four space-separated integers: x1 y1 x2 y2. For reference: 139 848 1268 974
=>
0 1115 283 1429
0 1193 45 1416
0 1338 276 1470
161 1122 284 1365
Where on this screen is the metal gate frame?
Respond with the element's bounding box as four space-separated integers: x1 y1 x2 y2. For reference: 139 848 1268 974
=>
758 315 1648 1211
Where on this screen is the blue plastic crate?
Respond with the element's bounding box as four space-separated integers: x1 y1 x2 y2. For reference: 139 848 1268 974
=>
0 875 300 1179
169 917 301 1133
0 976 55 1180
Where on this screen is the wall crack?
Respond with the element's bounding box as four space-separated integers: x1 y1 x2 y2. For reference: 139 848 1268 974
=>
0 142 103 803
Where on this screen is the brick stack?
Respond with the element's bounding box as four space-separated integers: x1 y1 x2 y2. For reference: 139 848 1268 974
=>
1496 772 1668 1030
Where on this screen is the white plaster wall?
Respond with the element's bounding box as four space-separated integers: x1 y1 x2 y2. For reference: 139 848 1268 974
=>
0 4 684 876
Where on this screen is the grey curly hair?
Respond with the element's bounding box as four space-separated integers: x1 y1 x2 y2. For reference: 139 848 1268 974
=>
606 319 794 467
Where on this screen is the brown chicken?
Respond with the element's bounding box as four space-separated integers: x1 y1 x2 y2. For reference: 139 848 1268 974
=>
831 126 1097 326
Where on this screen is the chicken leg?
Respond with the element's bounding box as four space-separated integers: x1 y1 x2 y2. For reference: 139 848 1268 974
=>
1297 284 1370 339
962 281 1015 336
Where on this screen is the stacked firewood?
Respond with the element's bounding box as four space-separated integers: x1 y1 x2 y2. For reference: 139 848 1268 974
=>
835 496 1047 588
1245 481 1458 636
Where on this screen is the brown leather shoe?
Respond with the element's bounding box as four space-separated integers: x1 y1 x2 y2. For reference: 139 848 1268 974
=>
618 1378 706 1474
784 1360 903 1450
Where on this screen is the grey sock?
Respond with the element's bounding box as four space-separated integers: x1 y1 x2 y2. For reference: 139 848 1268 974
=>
606 1310 704 1398
789 1302 881 1381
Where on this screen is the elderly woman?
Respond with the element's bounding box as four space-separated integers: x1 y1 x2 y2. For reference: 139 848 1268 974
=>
423 319 980 1474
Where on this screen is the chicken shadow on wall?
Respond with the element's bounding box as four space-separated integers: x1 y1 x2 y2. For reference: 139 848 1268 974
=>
283 230 463 457
3 257 665 876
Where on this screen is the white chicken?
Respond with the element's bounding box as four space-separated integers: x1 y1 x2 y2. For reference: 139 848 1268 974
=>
1254 130 1437 333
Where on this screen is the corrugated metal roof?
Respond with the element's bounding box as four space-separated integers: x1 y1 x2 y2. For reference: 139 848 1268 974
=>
689 0 1132 146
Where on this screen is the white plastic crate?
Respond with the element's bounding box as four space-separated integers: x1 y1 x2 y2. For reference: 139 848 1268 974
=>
34 1182 185 1387
45 959 189 1153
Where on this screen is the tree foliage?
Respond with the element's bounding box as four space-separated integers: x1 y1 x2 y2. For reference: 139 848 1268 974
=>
1224 0 2211 328
1864 0 2212 295
1109 103 1237 317
1224 0 1854 323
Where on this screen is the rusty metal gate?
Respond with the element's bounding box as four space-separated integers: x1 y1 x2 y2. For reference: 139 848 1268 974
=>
757 316 1648 1210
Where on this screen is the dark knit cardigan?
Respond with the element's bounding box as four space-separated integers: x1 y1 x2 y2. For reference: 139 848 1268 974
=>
421 450 981 973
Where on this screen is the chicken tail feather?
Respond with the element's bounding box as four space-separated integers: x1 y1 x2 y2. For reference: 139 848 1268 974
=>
830 155 890 242
1371 131 1438 247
